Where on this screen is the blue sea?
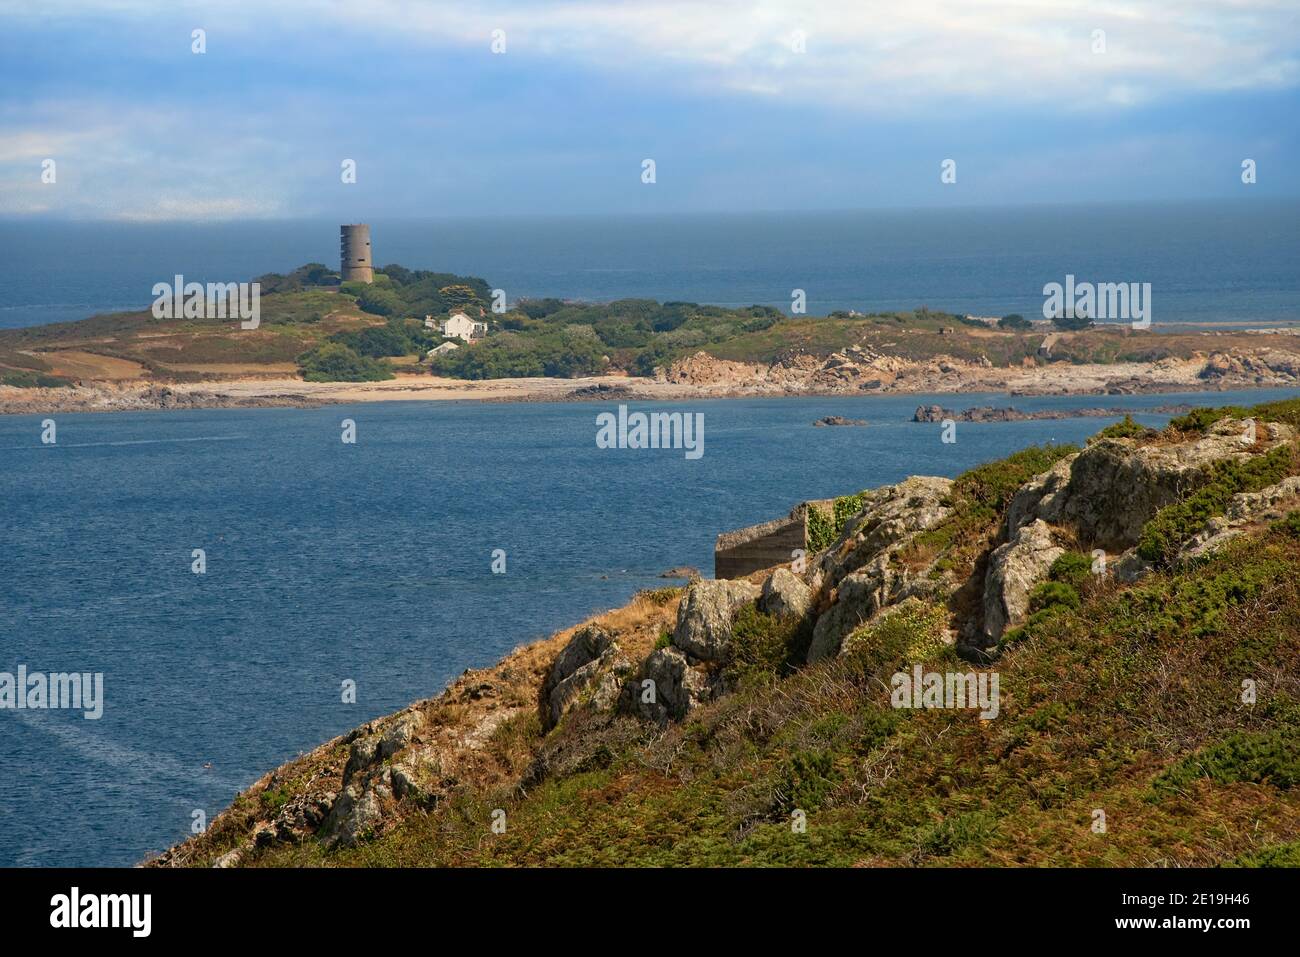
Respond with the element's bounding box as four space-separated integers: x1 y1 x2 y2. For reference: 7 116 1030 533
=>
1 201 1298 329
2 388 1298 867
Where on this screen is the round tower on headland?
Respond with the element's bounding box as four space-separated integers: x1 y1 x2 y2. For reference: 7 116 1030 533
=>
340 224 373 283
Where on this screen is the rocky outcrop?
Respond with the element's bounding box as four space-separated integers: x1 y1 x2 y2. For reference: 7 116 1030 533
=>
913 404 1189 423
1177 475 1300 562
981 520 1065 642
805 476 955 661
1009 418 1294 551
629 646 711 724
759 567 813 619
813 416 868 427
540 625 633 729
672 579 761 662
812 475 954 595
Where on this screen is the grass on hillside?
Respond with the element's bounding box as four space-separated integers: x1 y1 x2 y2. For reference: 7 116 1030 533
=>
239 398 1300 868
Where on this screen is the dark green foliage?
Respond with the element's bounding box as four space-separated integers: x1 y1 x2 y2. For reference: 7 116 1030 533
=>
1154 728 1300 794
1029 581 1081 614
1225 841 1300 867
998 313 1032 330
1272 510 1300 538
329 318 434 358
1050 312 1093 331
954 444 1079 512
429 328 608 379
1048 551 1093 590
726 606 812 684
1167 404 1250 434
296 342 393 382
1093 414 1150 441
254 263 338 295
0 370 74 388
806 491 872 552
775 750 840 813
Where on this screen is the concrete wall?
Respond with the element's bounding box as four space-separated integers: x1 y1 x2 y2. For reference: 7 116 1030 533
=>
340 224 374 283
715 500 831 579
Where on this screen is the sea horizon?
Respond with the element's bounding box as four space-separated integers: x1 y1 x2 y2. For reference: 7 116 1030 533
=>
3 199 1297 330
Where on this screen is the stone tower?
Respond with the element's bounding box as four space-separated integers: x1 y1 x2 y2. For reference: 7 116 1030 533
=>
340 224 373 283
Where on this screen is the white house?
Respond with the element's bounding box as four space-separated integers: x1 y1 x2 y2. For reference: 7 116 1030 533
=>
437 312 488 343
427 341 460 358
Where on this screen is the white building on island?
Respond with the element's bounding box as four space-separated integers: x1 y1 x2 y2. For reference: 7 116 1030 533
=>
431 312 488 343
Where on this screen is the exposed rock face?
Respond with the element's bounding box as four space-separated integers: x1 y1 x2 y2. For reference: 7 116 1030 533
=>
1009 419 1294 551
541 624 632 729
759 567 813 619
270 791 335 843
981 519 1065 643
812 475 954 595
672 579 761 662
806 475 955 662
323 775 392 848
630 646 711 724
1177 475 1300 562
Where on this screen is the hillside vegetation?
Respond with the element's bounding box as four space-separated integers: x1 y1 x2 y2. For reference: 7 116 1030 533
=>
3 262 1285 388
155 396 1300 868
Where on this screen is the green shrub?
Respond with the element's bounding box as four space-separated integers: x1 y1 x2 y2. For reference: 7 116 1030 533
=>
1093 415 1149 442
0 370 74 388
1048 552 1092 590
806 491 870 553
1167 405 1248 434
1272 510 1300 538
775 749 840 813
726 606 811 684
296 342 393 382
1029 580 1081 614
1153 728 1300 794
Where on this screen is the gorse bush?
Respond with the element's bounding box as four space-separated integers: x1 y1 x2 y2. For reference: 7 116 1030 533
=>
725 605 811 684
1093 414 1150 442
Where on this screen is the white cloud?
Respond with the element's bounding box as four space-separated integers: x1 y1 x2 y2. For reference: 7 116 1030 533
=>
19 0 1287 111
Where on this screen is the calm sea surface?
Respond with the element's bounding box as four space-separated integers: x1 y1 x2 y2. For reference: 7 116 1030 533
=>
2 388 1297 866
1 202 1297 329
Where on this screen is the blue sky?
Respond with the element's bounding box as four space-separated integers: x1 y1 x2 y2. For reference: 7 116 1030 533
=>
1 0 1297 220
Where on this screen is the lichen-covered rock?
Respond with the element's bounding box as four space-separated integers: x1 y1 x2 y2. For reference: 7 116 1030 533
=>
272 791 335 842
379 710 425 759
804 476 956 663
982 519 1065 643
322 774 393 848
1111 549 1154 583
342 734 381 785
1006 454 1076 537
546 625 615 690
807 552 946 662
672 579 760 662
759 567 813 619
812 476 954 593
390 750 443 801
1177 475 1300 562
545 650 633 728
1009 419 1294 550
630 646 711 723
541 624 632 729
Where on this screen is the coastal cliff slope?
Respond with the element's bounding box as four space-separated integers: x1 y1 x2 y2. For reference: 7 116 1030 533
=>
154 397 1300 867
